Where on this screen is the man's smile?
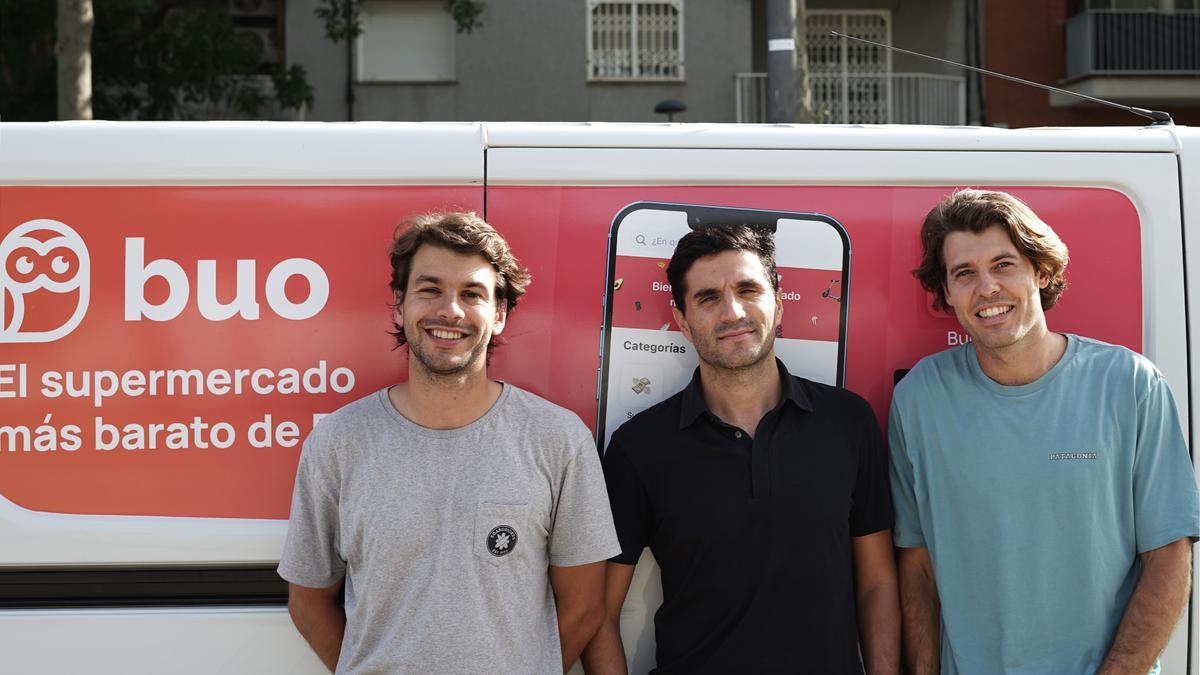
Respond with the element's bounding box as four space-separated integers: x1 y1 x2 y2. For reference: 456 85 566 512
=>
425 326 469 342
975 304 1013 321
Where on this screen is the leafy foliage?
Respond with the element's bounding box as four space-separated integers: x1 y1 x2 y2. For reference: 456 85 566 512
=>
272 64 316 114
315 0 362 43
0 1 57 120
315 0 487 43
0 0 312 121
446 0 486 34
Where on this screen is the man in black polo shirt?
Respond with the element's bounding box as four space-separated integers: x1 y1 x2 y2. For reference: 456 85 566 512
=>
582 225 899 674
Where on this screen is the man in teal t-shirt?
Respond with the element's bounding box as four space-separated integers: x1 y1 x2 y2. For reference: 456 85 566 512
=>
890 189 1200 675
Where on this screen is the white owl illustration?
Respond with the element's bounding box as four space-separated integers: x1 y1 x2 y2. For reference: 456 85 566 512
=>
0 219 90 343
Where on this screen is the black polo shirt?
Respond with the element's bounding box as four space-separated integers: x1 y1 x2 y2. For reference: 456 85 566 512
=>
603 360 891 674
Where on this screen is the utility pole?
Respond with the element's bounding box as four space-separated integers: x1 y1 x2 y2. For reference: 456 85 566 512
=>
765 0 796 123
346 39 356 121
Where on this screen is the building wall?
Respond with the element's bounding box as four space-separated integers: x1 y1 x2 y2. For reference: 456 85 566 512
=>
287 0 352 121
983 0 1200 127
884 0 982 123
287 0 751 122
889 0 964 76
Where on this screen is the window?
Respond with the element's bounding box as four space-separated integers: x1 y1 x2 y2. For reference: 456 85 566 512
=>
230 0 284 74
357 0 455 83
588 0 684 81
806 11 892 124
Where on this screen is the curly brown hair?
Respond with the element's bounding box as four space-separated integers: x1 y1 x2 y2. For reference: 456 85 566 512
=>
914 190 1069 313
389 211 531 350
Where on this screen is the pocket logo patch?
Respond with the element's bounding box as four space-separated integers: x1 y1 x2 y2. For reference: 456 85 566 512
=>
486 525 518 557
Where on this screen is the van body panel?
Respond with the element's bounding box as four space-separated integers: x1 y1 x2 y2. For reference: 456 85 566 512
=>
0 122 1193 672
0 122 485 185
487 142 1188 673
1171 126 1200 675
0 607 327 674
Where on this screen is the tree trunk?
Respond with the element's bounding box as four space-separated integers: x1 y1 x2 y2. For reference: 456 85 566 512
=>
794 0 813 123
56 0 94 120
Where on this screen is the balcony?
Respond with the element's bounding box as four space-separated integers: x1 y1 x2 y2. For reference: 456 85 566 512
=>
1056 9 1200 107
735 72 966 125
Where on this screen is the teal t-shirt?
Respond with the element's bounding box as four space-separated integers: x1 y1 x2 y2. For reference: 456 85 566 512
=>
889 334 1200 675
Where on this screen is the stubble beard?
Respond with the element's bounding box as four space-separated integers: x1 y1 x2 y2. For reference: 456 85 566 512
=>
695 323 775 374
957 304 1042 360
406 324 490 380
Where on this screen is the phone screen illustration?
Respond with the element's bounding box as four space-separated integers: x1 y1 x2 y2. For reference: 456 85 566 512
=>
593 202 850 672
598 202 849 448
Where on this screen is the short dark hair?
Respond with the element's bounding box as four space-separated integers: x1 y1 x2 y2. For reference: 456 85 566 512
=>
915 190 1069 313
666 224 778 313
389 211 531 349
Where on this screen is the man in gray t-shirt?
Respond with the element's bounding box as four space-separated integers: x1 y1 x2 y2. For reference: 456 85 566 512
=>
278 212 620 674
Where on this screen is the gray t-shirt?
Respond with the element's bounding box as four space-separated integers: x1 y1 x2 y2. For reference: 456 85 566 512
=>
278 384 621 674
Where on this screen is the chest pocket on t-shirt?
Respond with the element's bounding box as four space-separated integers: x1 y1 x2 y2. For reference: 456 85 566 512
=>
473 502 529 567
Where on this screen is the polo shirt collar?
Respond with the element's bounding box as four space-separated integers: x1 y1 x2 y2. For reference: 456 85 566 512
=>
678 358 814 429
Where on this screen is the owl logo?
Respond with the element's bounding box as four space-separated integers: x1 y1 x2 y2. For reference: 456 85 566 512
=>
0 219 90 343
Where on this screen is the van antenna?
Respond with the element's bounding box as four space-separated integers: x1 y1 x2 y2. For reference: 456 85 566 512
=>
830 31 1173 126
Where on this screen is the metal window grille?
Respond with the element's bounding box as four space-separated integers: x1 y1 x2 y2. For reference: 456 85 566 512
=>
806 11 892 124
588 0 684 81
735 72 963 124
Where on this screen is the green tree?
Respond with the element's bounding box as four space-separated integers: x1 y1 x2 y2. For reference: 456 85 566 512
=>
0 0 312 121
0 1 57 120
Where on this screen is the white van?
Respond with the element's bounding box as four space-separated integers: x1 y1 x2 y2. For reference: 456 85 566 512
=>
0 121 1196 673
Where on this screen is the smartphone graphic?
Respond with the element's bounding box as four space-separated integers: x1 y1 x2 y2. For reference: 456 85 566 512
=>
598 202 850 448
593 202 850 673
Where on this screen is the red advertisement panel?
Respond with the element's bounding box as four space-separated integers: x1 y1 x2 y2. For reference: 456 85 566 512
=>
1 184 1142 521
0 186 482 519
485 186 1142 429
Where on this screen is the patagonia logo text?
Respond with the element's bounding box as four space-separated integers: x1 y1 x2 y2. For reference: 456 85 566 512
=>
1048 452 1099 461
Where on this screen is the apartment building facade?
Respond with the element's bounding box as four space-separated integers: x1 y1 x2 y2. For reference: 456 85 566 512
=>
281 0 975 124
258 0 1198 126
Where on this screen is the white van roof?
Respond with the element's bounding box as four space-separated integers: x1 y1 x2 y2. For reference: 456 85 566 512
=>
481 122 1182 153
0 121 1185 185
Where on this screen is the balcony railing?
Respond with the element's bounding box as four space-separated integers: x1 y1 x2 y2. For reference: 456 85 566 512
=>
735 72 966 125
889 73 967 125
1066 10 1200 79
734 73 768 124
